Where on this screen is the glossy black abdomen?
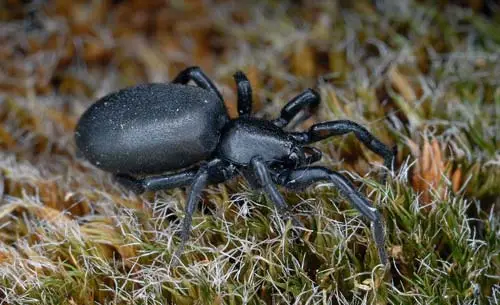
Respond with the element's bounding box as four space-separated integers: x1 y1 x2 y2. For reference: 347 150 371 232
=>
75 83 229 174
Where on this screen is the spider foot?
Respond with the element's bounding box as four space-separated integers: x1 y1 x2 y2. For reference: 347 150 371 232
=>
380 144 398 184
278 211 305 239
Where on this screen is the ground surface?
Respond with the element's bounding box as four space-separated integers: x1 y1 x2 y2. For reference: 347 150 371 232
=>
0 0 499 304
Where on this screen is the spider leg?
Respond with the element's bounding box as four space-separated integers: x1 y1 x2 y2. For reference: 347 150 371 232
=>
172 66 223 101
290 120 396 183
116 159 237 265
171 166 209 265
117 167 208 265
233 71 253 117
273 88 320 128
115 169 198 194
249 156 304 229
276 166 388 265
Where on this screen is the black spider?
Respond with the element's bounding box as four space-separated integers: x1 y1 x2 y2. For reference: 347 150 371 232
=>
75 66 396 264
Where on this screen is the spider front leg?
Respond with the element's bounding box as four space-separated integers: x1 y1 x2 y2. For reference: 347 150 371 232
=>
276 166 388 265
172 66 223 101
290 120 396 183
273 88 320 128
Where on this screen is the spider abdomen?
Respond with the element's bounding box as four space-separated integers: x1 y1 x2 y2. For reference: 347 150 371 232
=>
75 83 229 174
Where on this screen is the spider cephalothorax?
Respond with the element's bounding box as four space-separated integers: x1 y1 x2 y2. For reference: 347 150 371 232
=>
75 67 396 264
